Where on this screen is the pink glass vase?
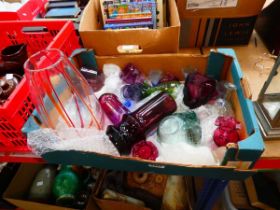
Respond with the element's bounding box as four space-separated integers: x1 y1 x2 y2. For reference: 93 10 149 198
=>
24 49 104 129
99 93 129 126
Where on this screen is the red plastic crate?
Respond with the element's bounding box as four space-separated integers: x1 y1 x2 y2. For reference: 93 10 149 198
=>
0 0 47 21
0 21 80 156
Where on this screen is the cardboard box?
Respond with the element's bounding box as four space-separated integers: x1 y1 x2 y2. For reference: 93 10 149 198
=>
4 164 77 210
42 49 264 180
245 173 280 210
91 171 192 210
79 0 180 56
91 171 153 210
227 181 254 209
93 193 151 210
177 0 266 48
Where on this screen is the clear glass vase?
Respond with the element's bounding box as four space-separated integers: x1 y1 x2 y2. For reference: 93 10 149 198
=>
24 49 104 130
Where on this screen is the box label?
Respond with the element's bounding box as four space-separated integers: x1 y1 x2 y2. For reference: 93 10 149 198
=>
215 16 257 45
186 0 238 9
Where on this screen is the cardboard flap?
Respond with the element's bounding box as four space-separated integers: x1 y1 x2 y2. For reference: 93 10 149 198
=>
206 51 233 80
168 0 180 27
79 0 101 31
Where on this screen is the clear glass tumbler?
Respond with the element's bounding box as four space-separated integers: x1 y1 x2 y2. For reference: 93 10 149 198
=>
24 49 104 130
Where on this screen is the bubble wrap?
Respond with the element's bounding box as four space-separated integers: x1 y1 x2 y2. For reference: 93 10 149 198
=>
193 99 234 148
148 133 218 165
174 84 190 113
27 128 119 156
95 64 125 99
146 89 235 165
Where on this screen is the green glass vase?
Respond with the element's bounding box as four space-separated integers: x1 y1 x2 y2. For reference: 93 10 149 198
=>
52 165 81 207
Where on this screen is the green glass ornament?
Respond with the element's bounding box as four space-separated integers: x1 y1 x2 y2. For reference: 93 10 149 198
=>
158 111 202 145
143 81 180 97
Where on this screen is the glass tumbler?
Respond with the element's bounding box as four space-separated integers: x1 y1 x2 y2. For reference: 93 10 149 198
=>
24 49 104 129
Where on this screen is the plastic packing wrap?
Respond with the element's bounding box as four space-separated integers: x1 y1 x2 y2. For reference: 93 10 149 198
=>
174 85 233 146
27 127 120 156
194 100 234 149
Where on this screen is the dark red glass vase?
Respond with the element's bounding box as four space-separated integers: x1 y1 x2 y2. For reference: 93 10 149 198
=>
106 92 177 154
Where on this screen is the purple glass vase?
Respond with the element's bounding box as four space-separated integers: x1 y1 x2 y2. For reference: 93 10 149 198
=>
120 63 144 84
106 92 177 154
80 67 105 92
99 93 129 126
121 83 149 102
183 72 217 109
